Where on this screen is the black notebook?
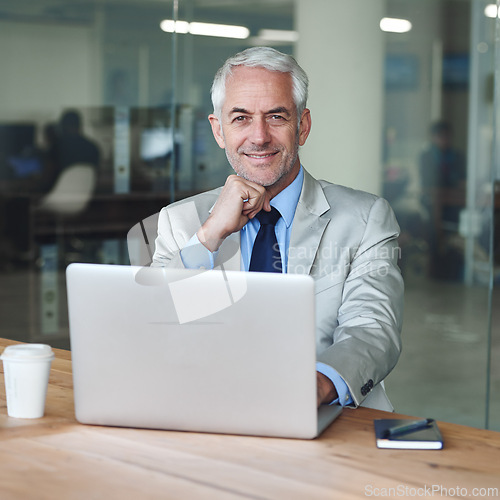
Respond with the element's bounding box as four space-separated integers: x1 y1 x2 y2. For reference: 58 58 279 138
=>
374 418 443 450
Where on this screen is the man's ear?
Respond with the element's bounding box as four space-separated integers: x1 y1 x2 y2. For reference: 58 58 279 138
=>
208 114 226 149
298 108 312 147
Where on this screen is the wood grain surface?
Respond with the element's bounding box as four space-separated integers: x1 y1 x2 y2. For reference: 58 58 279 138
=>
0 338 498 499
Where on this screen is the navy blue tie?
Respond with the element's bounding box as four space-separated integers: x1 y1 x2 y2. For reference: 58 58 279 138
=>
249 207 282 273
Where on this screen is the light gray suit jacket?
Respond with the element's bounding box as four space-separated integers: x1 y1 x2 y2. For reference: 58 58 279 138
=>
152 169 404 411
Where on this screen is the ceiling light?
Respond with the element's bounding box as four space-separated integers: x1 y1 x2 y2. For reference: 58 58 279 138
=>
380 17 412 34
160 19 249 39
160 20 189 34
257 29 299 43
190 22 249 39
484 4 499 18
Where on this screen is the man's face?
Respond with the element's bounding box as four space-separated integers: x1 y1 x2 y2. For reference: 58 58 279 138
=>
209 66 311 195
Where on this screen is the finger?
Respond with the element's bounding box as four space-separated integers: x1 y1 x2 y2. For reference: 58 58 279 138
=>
243 199 266 219
241 188 266 211
262 194 272 212
222 175 269 219
247 192 272 218
226 174 266 197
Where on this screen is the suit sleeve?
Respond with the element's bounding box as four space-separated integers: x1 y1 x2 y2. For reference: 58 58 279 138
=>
151 206 187 268
316 197 404 407
151 195 222 269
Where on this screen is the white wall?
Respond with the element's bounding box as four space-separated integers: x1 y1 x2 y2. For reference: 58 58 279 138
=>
295 0 384 195
0 21 98 123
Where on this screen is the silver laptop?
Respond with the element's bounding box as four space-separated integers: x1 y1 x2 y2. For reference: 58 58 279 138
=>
66 263 342 439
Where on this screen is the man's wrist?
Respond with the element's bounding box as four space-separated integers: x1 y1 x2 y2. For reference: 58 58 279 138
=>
317 371 338 405
197 222 225 253
180 233 217 270
316 362 353 406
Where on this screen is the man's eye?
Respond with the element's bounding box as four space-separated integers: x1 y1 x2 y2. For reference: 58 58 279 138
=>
234 116 247 122
270 115 284 120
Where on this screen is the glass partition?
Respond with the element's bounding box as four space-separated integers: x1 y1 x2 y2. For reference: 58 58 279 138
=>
487 0 500 431
0 0 498 430
382 0 497 430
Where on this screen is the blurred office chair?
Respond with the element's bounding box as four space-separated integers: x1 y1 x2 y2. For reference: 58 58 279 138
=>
36 164 96 267
38 164 96 216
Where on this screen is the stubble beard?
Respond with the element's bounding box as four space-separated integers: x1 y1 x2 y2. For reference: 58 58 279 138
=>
225 136 301 191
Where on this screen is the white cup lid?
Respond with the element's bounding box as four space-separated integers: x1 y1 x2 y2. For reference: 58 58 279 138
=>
1 344 55 361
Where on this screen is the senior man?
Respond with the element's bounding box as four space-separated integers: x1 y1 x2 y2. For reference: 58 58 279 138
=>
152 47 404 411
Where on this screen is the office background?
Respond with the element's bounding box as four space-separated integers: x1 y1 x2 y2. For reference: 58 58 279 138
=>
0 0 498 430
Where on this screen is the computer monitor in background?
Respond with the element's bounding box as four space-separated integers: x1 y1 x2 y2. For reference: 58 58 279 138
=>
140 126 174 162
0 123 41 180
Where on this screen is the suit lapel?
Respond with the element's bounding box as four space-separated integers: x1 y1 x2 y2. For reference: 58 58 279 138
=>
288 169 331 275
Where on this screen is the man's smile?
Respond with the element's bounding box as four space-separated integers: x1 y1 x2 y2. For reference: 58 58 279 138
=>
244 152 278 159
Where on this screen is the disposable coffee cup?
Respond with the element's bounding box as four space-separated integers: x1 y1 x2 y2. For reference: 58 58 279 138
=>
1 344 55 419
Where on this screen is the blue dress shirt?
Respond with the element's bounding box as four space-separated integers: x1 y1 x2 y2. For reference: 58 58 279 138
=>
180 166 353 407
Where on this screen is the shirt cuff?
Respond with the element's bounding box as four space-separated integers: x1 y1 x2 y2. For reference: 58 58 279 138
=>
316 361 353 407
180 233 218 269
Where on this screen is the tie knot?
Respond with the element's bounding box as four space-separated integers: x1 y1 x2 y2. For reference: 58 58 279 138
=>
256 207 281 226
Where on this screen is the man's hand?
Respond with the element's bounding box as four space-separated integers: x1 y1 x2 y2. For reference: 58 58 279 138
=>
317 372 338 407
197 175 271 252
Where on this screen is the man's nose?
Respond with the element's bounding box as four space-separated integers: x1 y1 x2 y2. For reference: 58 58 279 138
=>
248 118 271 145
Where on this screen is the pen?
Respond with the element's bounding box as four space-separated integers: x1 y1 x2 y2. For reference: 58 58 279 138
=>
384 418 434 438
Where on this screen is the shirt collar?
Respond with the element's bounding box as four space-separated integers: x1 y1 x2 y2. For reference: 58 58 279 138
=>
269 165 304 228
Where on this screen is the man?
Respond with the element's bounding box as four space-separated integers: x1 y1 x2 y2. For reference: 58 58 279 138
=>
42 110 101 192
419 121 466 280
152 47 404 411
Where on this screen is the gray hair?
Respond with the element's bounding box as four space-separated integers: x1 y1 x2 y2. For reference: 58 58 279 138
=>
210 47 309 120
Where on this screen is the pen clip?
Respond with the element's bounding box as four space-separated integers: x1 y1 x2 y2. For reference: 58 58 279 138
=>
383 418 434 439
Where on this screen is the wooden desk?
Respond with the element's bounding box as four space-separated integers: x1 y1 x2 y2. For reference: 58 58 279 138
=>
0 338 499 499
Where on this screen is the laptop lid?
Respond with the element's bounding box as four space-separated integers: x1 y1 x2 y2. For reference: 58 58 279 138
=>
66 263 341 439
